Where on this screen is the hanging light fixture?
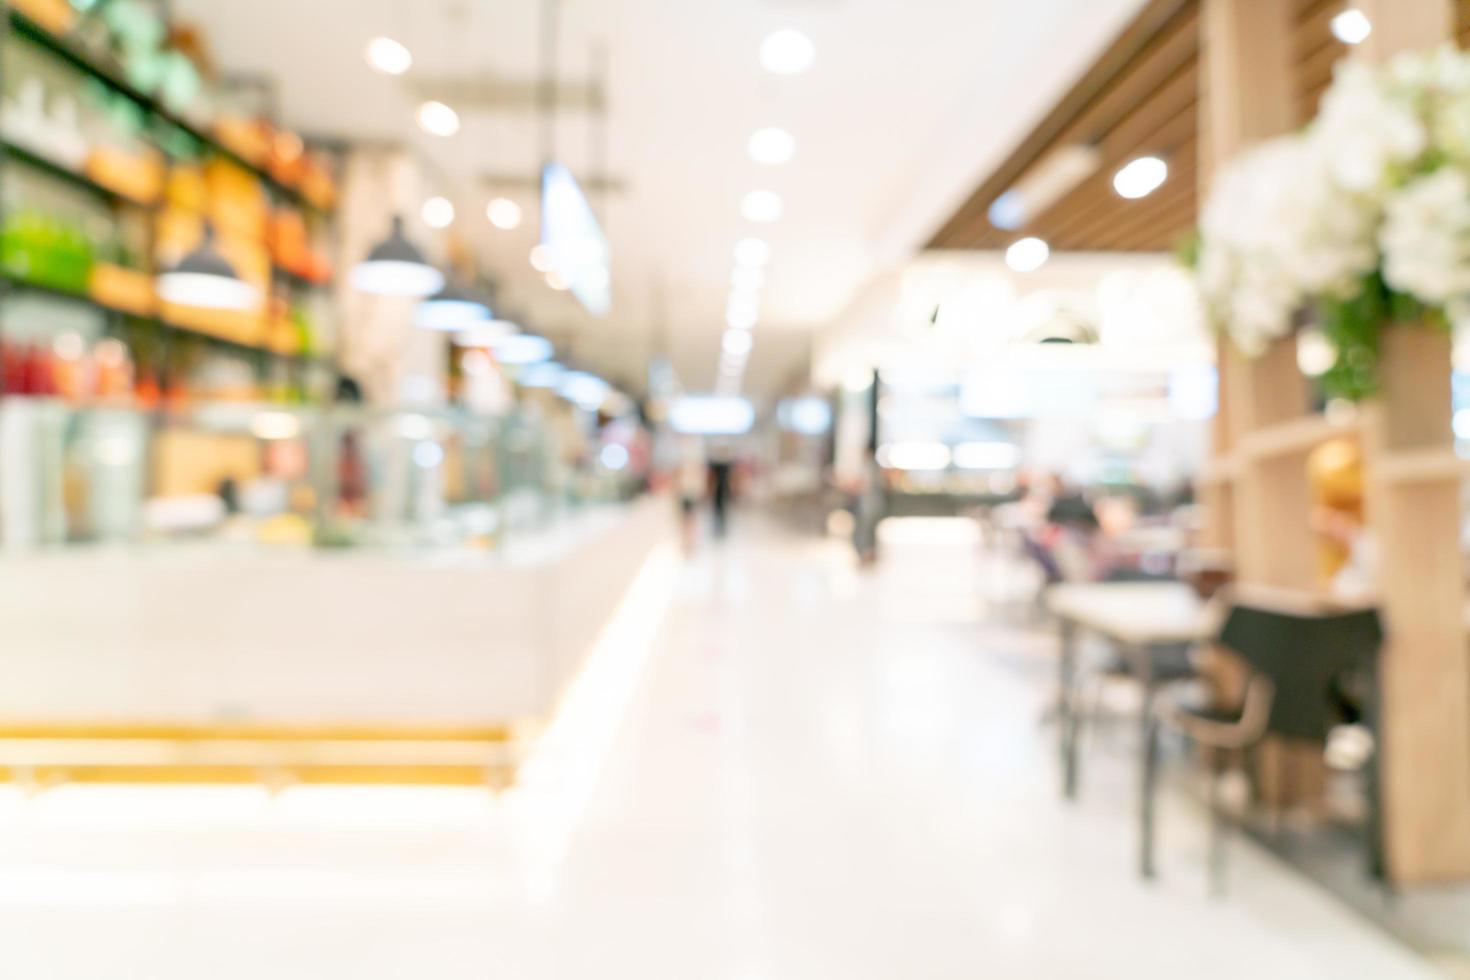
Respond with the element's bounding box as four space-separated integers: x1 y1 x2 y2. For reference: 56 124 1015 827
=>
414 281 491 331
155 222 257 310
350 215 445 297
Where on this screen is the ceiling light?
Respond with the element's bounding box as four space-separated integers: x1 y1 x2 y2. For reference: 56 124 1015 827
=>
417 100 460 137
1005 236 1050 273
987 144 1101 230
156 223 258 310
453 319 519 347
722 330 754 357
365 36 412 75
491 334 554 365
727 306 758 331
517 361 564 388
530 244 557 273
734 237 771 268
487 197 523 230
414 281 491 331
876 441 951 472
759 29 815 75
748 127 796 166
731 266 765 291
1112 156 1168 199
1331 8 1372 45
421 195 455 228
741 190 784 223
350 215 445 296
558 371 609 410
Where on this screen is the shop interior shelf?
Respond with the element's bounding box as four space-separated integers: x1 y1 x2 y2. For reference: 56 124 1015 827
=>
1 274 331 366
2 141 150 208
1240 413 1361 462
6 9 323 214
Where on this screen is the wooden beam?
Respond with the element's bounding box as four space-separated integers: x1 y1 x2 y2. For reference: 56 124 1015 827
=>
928 0 1198 248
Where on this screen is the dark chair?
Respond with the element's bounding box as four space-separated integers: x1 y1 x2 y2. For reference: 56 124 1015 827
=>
1151 599 1383 893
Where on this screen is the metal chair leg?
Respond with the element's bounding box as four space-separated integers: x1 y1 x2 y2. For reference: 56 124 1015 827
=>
1140 707 1160 879
1207 746 1227 897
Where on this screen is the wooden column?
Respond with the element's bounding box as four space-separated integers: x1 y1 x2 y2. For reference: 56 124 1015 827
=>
1199 0 1317 591
1352 0 1470 887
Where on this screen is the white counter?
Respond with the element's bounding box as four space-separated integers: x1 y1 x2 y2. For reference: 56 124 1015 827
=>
0 496 673 728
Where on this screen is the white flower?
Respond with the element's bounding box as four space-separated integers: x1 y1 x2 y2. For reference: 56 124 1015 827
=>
1197 136 1378 353
1381 168 1470 304
1314 59 1425 194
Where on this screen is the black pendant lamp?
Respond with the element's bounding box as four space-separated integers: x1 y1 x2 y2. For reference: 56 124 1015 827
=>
350 214 445 297
415 280 492 331
155 222 258 310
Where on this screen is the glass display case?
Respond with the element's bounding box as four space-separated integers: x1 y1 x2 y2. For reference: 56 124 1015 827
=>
0 398 623 552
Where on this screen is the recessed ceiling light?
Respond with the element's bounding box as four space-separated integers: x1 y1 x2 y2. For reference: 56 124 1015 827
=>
486 198 523 230
723 330 754 357
421 196 455 228
734 237 771 268
727 288 760 314
1331 8 1372 45
760 29 815 75
741 190 784 223
366 36 413 75
530 244 557 273
727 306 759 331
1112 156 1168 199
731 266 765 291
417 100 460 137
748 127 796 166
1005 236 1050 273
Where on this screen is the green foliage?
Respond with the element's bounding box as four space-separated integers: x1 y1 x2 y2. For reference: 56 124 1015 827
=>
1315 272 1448 402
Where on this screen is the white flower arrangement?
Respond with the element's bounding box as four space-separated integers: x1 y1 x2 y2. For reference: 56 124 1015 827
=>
1195 47 1470 396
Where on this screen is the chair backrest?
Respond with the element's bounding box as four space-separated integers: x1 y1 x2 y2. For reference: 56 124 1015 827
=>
1019 532 1064 585
1215 602 1383 741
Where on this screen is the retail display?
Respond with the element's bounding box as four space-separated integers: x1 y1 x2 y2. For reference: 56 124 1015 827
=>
0 3 341 403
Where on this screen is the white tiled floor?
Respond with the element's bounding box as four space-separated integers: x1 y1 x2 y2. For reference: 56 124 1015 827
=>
0 519 1443 978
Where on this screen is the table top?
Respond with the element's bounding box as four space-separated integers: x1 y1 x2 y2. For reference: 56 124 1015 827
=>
1047 581 1213 646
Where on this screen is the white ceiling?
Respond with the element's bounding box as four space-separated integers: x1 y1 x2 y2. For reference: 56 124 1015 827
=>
175 0 1148 395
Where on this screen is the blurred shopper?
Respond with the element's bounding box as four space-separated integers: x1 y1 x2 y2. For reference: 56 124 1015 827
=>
852 447 884 566
708 453 734 538
677 438 706 554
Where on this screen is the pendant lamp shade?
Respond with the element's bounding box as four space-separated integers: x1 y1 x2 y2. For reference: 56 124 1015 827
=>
414 281 491 331
350 215 445 297
156 223 258 310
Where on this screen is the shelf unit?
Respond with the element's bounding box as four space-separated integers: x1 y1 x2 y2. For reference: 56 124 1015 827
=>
0 0 340 391
1199 0 1470 886
5 8 320 213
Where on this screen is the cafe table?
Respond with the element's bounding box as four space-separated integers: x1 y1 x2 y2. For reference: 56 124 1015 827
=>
1046 581 1215 878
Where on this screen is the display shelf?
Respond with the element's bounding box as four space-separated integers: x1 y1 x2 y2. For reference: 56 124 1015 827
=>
1 273 333 366
6 9 322 213
1371 445 1469 485
1197 452 1240 486
1239 412 1359 461
2 140 151 207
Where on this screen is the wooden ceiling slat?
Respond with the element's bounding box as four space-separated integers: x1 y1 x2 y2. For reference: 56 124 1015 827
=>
1022 105 1198 245
1084 168 1198 250
943 25 1200 250
928 0 1197 249
963 67 1200 251
1042 147 1198 250
929 0 1356 252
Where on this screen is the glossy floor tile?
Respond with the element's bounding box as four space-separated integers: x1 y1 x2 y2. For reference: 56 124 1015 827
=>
0 519 1442 978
